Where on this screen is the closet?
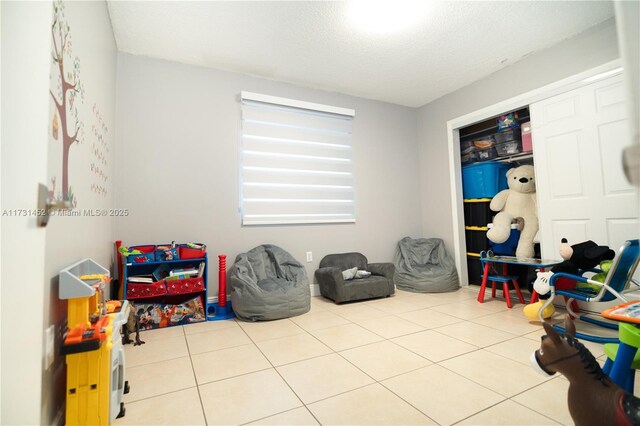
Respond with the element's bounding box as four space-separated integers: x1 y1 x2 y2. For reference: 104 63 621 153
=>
459 107 536 285
452 70 638 288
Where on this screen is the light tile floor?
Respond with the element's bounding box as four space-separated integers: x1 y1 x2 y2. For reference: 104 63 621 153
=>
114 287 627 425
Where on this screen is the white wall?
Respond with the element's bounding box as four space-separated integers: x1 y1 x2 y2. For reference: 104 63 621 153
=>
1 2 52 424
114 53 422 294
41 1 118 423
416 19 620 255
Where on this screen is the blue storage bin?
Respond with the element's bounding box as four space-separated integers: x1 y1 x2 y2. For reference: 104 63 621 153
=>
488 224 520 256
462 161 513 199
156 244 179 261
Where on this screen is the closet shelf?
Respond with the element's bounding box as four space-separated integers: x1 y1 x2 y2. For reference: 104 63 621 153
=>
463 198 492 202
497 152 534 163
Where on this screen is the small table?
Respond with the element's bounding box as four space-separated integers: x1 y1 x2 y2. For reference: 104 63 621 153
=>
477 253 562 307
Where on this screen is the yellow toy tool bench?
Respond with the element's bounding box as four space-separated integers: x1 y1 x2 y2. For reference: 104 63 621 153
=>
59 259 130 425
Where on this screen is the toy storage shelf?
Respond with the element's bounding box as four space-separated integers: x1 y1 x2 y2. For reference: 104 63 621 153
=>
460 107 534 286
464 202 492 285
123 246 209 329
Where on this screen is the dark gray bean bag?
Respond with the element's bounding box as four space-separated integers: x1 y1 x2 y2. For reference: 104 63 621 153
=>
230 244 310 321
394 237 459 293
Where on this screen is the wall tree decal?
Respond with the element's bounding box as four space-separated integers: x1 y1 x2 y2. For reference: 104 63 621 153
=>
49 0 84 206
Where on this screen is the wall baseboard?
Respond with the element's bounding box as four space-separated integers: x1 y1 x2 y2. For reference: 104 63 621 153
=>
207 284 320 305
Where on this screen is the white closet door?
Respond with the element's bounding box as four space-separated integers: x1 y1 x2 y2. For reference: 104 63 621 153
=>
531 74 639 259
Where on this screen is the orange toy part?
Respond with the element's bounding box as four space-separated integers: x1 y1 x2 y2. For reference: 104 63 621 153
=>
64 316 110 347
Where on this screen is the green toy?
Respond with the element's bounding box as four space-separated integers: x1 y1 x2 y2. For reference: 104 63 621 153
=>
576 260 613 293
118 246 142 257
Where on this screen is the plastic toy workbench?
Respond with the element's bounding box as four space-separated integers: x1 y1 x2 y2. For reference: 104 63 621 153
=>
60 259 129 425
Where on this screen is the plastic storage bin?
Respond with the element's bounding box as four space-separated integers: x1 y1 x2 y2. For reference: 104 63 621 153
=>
465 227 489 254
467 257 483 285
487 223 521 255
460 141 477 164
477 147 497 161
472 137 495 150
462 162 513 199
463 200 492 227
461 151 478 164
495 140 522 156
494 129 521 143
521 121 532 152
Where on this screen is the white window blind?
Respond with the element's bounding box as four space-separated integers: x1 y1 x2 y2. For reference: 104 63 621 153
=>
240 92 356 225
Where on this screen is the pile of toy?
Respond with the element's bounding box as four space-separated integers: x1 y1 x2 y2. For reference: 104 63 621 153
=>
524 238 615 320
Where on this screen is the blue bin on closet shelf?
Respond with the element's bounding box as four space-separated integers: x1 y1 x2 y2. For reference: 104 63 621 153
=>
462 161 513 199
487 223 521 256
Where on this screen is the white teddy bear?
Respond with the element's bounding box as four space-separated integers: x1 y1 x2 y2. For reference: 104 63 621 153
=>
486 164 538 258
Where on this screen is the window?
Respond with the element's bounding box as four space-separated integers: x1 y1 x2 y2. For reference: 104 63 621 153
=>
240 92 356 225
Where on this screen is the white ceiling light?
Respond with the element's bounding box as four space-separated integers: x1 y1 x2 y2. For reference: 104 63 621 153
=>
347 0 427 33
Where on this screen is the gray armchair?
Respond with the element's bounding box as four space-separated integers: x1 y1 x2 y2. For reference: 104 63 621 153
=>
315 252 395 304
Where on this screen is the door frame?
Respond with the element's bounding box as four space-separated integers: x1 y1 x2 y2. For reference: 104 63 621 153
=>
447 60 623 286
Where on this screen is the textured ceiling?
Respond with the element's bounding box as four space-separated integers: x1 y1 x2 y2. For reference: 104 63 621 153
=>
107 1 615 107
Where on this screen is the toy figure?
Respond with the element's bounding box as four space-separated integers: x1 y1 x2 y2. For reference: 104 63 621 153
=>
531 317 640 426
552 238 615 277
525 239 615 320
122 306 145 346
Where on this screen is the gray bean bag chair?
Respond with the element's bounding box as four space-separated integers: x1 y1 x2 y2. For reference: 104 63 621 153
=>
315 252 395 304
230 244 310 321
394 237 459 293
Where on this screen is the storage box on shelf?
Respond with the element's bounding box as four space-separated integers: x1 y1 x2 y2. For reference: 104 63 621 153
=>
465 226 490 254
521 121 533 152
466 255 483 285
496 140 522 156
487 223 521 256
462 161 513 199
477 147 497 161
123 243 209 329
463 199 492 227
494 128 521 144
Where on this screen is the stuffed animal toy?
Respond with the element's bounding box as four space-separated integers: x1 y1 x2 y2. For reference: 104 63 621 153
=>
531 239 614 297
575 259 613 293
551 238 615 276
486 164 538 258
524 239 615 320
524 271 556 320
